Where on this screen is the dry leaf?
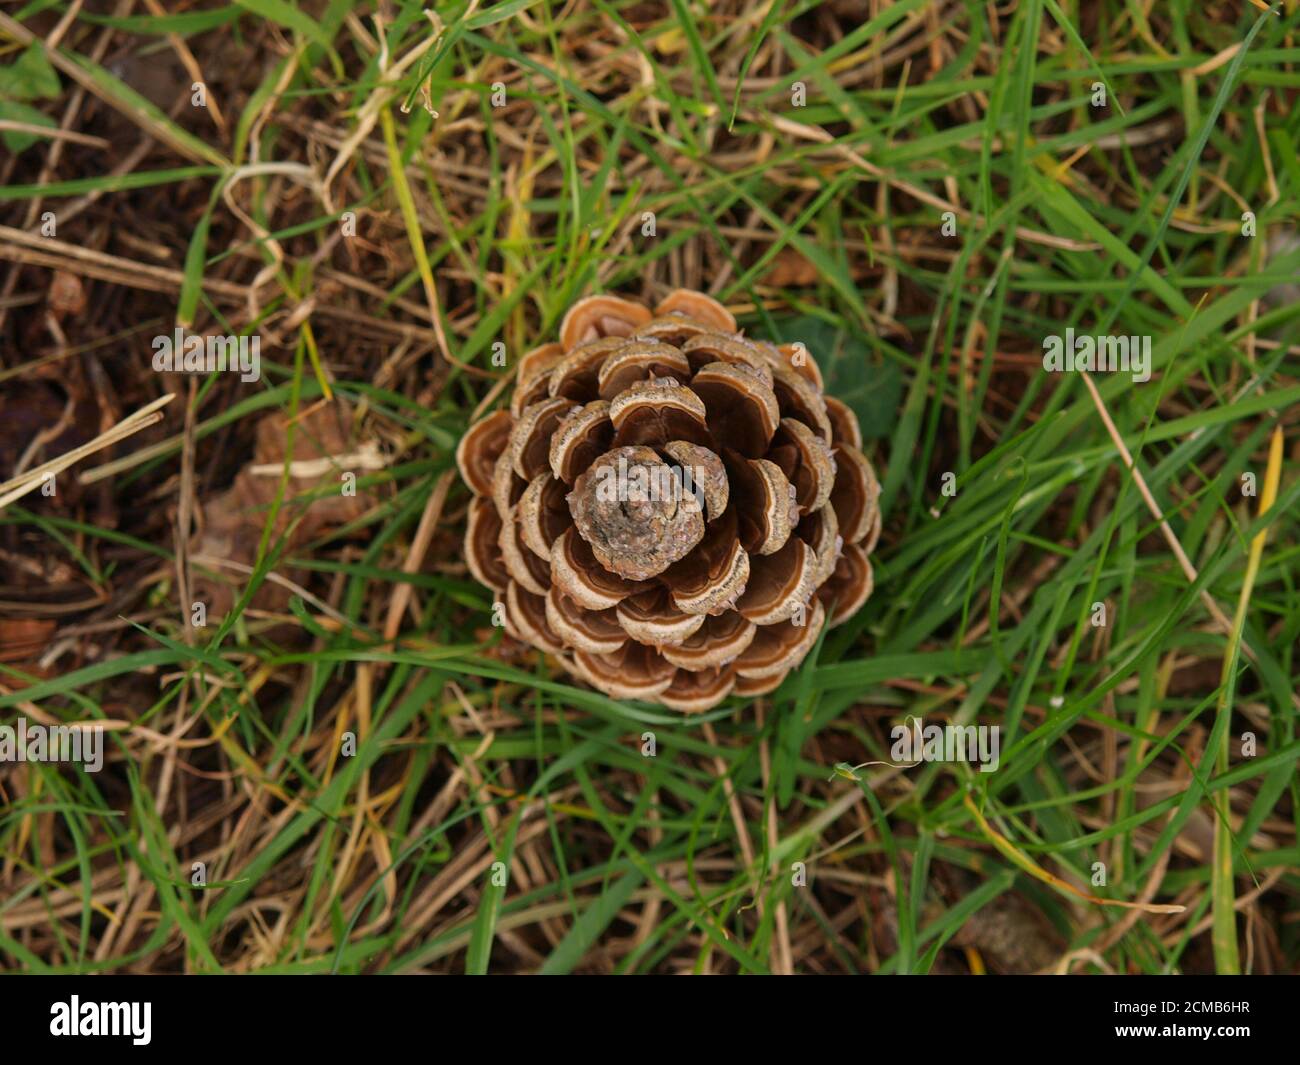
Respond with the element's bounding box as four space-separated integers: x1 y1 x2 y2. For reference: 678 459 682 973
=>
190 399 380 617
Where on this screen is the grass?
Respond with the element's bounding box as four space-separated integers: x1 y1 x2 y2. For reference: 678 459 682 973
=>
0 0 1297 975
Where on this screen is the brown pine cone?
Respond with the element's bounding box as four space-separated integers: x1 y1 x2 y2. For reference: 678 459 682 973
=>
456 290 881 712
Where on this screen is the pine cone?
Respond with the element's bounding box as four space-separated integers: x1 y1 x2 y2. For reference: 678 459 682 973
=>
457 290 881 712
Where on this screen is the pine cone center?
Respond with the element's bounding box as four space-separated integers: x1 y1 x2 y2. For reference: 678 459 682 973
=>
568 445 704 581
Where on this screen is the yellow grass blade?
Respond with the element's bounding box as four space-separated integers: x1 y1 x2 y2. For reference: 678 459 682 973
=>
1212 424 1285 973
963 792 1186 914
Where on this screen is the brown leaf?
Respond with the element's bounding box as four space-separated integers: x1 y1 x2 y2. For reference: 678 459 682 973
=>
190 399 380 617
762 247 820 288
0 618 56 664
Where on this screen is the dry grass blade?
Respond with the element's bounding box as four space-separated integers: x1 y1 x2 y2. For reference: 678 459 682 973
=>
0 394 174 511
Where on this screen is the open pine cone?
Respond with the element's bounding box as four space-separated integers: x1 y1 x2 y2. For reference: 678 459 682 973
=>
456 290 881 712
